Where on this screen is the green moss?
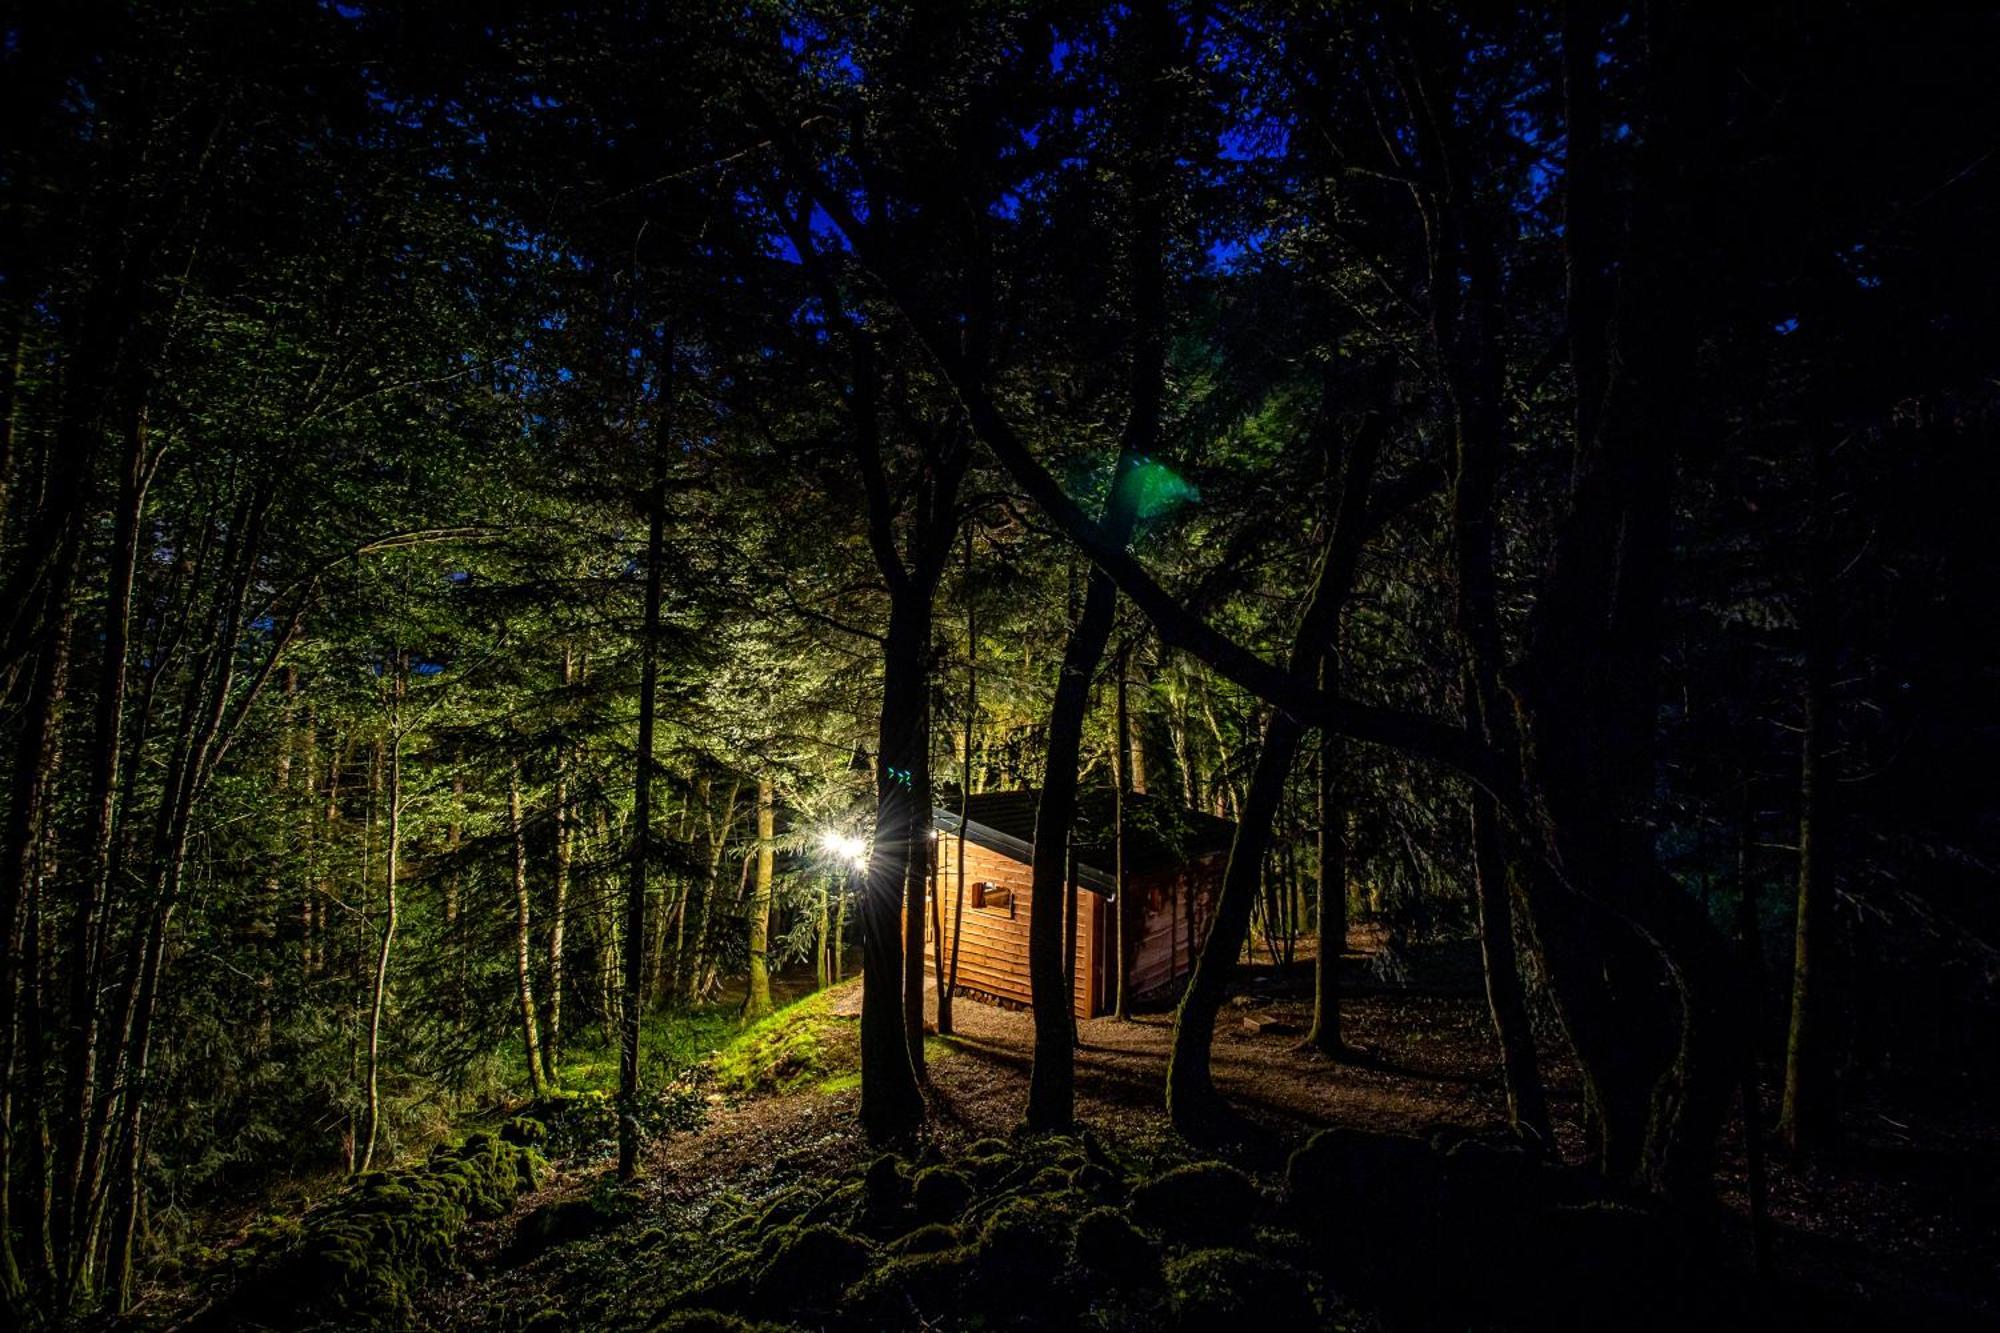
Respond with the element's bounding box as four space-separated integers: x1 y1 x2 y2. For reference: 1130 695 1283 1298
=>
883 1222 960 1257
1164 1248 1316 1327
862 1153 909 1218
708 988 852 1098
910 1166 973 1222
966 1194 1076 1309
745 1224 873 1315
214 1130 546 1325
1130 1162 1260 1246
839 1247 972 1326
1072 1206 1158 1287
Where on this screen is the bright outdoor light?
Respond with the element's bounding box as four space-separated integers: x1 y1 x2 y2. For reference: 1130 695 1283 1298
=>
820 830 868 867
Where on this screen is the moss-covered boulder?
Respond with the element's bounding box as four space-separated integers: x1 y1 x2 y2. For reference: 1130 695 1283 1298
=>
883 1222 960 1257
839 1246 972 1327
860 1153 913 1233
959 1137 1016 1185
911 1165 974 1223
1129 1162 1260 1246
653 1311 801 1333
963 1194 1076 1315
1284 1127 1442 1241
1072 1206 1158 1288
1164 1248 1316 1328
207 1130 546 1327
744 1223 873 1316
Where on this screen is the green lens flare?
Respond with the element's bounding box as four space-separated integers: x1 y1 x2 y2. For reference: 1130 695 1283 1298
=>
1129 458 1199 518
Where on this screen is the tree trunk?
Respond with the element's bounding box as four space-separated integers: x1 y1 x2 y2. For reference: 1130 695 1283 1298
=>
358 667 403 1174
1305 675 1348 1057
860 598 927 1141
745 778 776 1020
510 760 546 1100
1780 432 1838 1153
1114 639 1135 1021
1471 784 1552 1142
1170 707 1307 1138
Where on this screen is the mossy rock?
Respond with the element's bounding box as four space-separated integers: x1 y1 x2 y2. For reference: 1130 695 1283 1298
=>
1072 1206 1159 1288
964 1195 1077 1315
959 1138 1016 1184
502 1114 550 1146
654 1311 801 1333
911 1166 973 1223
746 1224 873 1315
1130 1162 1260 1246
750 1185 813 1232
884 1223 960 1257
1284 1127 1442 1242
507 1194 616 1262
212 1129 545 1326
798 1179 863 1228
1165 1248 1316 1328
859 1153 914 1234
1070 1161 1123 1200
840 1247 972 1327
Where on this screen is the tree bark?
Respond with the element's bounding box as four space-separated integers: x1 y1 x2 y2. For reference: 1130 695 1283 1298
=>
357 664 402 1173
510 760 546 1100
1780 431 1838 1152
1304 657 1349 1057
745 778 776 1020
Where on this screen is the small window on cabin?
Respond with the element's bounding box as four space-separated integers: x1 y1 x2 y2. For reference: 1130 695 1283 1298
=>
971 881 1013 916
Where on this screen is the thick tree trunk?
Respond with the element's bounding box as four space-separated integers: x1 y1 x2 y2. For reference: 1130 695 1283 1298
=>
859 599 926 1141
1170 708 1306 1138
903 691 930 1075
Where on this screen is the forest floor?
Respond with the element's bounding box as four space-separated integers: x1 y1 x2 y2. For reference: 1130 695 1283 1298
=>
401 931 2000 1331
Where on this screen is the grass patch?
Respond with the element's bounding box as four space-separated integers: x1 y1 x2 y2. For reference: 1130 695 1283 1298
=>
552 1008 742 1097
709 982 859 1097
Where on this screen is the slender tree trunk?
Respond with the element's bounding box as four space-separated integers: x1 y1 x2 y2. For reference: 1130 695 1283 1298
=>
621 412 668 1178
1735 778 1773 1274
1780 432 1838 1152
1114 639 1134 1021
358 667 402 1173
545 649 573 1085
944 523 977 1033
745 779 776 1020
1471 784 1552 1142
1305 683 1349 1056
511 760 546 1100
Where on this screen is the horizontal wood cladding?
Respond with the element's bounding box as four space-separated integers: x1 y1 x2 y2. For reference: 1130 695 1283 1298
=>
919 837 1099 1019
912 839 1220 1018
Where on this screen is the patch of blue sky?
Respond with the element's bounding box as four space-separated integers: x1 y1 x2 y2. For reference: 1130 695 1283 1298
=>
1218 116 1288 163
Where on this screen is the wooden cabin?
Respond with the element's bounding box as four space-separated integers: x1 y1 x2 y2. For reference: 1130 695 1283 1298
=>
921 790 1233 1020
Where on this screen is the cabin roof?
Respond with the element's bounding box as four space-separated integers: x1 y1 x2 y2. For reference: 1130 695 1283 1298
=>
932 789 1235 895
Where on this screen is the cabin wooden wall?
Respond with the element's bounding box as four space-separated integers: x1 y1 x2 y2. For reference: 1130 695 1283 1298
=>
1125 856 1222 998
922 838 1100 1020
